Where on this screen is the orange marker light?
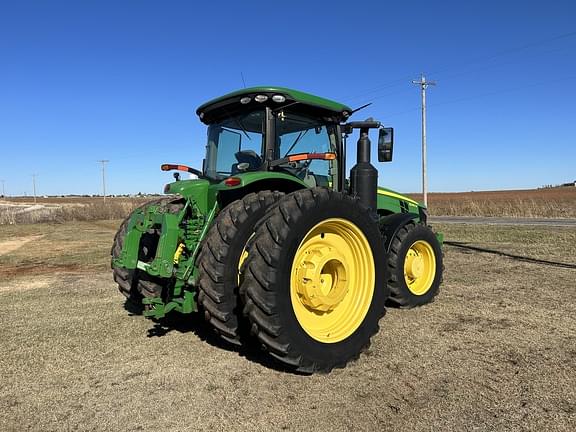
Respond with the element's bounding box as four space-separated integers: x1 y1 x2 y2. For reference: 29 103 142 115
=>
287 152 336 162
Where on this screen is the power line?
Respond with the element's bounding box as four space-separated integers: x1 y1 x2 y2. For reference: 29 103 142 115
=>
432 30 576 77
428 75 576 109
348 87 414 108
380 74 576 120
341 77 413 102
340 30 576 103
412 74 436 208
97 160 109 202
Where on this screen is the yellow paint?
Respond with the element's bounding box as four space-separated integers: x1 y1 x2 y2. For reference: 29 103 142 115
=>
173 243 185 264
237 233 254 285
404 240 436 295
377 189 419 206
290 218 375 343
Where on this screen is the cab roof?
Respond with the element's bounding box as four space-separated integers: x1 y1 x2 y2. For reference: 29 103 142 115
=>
196 86 353 124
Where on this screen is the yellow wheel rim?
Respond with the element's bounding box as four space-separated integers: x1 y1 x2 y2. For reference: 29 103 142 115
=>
290 218 375 343
404 240 436 295
237 234 253 285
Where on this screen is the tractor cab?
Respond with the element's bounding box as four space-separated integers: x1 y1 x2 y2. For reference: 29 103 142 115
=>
195 87 359 191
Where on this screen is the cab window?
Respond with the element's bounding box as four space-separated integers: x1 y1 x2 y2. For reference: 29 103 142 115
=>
275 111 338 188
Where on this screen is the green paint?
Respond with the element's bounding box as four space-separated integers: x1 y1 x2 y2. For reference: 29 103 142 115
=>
196 86 352 118
112 86 441 320
211 171 308 191
436 232 444 246
145 212 180 278
143 290 195 319
165 179 210 213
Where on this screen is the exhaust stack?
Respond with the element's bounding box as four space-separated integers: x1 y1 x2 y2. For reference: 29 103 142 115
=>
347 119 381 211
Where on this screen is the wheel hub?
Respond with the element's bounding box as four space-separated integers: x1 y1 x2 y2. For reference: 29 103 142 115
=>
405 250 424 279
294 245 348 312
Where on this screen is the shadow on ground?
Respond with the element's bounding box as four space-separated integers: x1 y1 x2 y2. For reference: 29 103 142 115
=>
123 299 306 375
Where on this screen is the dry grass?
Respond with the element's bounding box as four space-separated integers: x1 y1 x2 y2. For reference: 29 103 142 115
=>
0 199 145 225
410 187 576 218
0 221 575 431
0 220 119 277
2 187 575 224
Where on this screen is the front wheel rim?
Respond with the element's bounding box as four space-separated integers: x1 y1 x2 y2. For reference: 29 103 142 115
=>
290 218 375 343
404 240 436 295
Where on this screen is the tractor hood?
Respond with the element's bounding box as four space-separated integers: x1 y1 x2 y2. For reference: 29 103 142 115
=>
376 187 424 216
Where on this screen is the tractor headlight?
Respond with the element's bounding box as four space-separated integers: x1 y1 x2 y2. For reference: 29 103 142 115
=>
240 97 251 104
254 94 268 103
272 94 286 103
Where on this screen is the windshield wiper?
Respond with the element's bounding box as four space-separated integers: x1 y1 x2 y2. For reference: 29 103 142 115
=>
283 129 310 158
233 117 251 141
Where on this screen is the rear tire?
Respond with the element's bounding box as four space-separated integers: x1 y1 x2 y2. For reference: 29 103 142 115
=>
196 191 284 345
241 188 388 373
386 222 443 308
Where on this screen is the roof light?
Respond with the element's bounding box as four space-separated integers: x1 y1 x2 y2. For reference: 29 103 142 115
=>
254 94 268 103
224 177 241 187
199 112 205 119
272 94 286 103
240 97 251 104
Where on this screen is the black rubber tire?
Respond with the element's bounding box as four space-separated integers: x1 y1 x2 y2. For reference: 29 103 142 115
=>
386 222 443 308
111 214 142 303
111 197 183 302
197 191 284 346
241 188 388 373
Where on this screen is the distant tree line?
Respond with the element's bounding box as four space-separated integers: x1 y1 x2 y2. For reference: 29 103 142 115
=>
539 181 576 189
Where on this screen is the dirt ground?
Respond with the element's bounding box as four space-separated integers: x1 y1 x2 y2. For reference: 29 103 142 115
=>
0 221 575 431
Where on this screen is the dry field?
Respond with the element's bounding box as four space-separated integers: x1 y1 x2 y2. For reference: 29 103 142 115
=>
4 196 152 205
410 187 576 218
2 186 575 225
0 220 575 431
0 198 147 225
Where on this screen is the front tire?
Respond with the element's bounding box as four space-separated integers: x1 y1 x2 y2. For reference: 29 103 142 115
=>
242 188 388 373
386 222 443 308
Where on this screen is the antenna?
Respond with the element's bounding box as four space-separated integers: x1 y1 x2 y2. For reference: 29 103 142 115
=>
350 102 373 115
240 72 247 88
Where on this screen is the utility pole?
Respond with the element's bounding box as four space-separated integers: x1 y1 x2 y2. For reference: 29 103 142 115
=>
31 174 37 203
412 74 436 207
1 180 5 198
97 160 109 202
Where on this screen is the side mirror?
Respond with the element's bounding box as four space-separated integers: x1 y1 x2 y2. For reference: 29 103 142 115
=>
378 127 394 162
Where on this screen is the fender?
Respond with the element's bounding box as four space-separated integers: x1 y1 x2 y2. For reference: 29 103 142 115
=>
214 171 308 191
212 171 308 208
379 212 421 253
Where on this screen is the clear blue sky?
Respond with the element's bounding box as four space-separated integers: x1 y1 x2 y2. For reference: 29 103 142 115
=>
1 0 575 196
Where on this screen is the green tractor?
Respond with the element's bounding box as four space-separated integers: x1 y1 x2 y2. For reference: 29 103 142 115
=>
111 86 443 372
